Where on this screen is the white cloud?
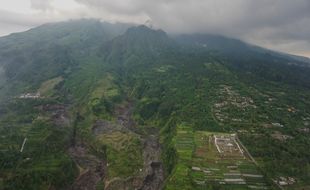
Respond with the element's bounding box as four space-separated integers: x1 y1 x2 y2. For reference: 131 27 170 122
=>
0 0 309 57
30 0 53 11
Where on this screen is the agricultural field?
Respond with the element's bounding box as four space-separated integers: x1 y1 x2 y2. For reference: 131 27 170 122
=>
165 124 272 190
97 130 143 179
190 132 271 190
0 116 77 189
165 124 194 190
211 83 310 189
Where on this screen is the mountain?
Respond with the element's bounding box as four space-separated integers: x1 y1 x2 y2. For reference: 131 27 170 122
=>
175 34 310 88
0 19 132 102
101 25 176 66
175 33 310 66
0 20 310 190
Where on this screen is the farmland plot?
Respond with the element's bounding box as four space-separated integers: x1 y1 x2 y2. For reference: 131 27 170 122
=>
190 132 271 190
165 125 272 190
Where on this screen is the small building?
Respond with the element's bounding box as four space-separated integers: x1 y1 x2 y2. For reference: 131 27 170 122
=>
19 92 41 99
272 123 284 128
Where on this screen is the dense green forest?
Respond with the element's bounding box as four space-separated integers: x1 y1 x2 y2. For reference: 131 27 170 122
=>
0 20 309 190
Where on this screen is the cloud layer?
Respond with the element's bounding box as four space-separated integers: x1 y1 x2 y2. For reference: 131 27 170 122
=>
0 0 310 57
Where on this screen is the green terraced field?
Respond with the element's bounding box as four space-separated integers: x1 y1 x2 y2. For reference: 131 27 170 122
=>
165 124 194 190
191 132 271 189
165 125 273 190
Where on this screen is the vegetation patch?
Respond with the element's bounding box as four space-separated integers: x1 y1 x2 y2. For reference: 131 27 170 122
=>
38 76 63 97
165 123 194 190
98 131 143 179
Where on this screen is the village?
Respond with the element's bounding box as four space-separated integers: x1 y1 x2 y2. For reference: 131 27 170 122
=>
213 85 256 124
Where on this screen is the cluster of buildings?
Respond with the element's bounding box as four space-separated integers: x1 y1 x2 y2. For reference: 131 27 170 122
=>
213 85 256 123
19 92 41 99
274 176 296 186
213 134 244 158
191 133 269 189
271 131 293 141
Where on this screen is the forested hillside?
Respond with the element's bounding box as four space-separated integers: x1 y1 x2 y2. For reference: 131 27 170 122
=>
0 20 309 190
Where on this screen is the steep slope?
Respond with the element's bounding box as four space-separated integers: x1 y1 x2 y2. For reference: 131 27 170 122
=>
175 34 310 88
0 21 310 190
0 19 131 102
175 33 310 66
103 27 310 190
101 25 175 66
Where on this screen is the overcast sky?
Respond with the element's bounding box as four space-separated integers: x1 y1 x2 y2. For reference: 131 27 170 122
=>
0 0 310 57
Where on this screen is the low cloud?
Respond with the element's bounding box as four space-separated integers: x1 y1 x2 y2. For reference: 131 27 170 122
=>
30 0 53 11
0 0 310 57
